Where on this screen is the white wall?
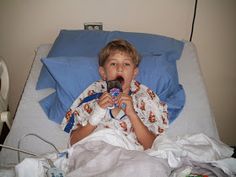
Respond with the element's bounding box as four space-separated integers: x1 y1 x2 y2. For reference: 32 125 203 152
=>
0 0 235 145
193 0 236 145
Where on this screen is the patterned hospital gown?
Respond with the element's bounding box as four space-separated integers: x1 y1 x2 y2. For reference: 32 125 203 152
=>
61 80 168 147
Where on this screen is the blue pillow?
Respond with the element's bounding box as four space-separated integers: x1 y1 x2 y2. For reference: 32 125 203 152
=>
40 54 185 124
36 30 184 90
40 56 100 123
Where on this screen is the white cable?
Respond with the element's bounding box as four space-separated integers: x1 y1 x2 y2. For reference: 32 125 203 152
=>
0 144 39 157
0 133 61 168
17 133 60 163
0 144 64 175
1 134 66 176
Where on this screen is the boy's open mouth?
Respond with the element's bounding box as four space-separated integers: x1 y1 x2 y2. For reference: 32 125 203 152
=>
116 76 124 85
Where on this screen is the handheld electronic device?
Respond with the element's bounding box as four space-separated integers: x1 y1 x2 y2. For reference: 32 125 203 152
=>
107 76 124 109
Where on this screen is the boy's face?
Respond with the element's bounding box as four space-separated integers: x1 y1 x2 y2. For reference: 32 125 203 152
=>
99 51 138 94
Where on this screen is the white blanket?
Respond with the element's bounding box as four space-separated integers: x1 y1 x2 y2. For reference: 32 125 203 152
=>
15 129 236 177
67 141 170 177
65 129 171 177
148 133 236 176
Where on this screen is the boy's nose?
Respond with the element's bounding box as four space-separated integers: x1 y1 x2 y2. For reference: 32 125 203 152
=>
117 64 123 72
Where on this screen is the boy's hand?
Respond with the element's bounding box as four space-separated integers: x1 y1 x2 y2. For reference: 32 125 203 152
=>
97 92 114 109
117 93 136 117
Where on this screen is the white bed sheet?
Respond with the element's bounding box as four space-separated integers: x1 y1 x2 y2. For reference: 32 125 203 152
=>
0 41 219 166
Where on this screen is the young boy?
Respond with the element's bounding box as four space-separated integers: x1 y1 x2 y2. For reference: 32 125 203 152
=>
61 39 168 150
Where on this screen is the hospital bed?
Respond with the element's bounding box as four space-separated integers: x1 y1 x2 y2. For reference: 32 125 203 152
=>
0 30 234 177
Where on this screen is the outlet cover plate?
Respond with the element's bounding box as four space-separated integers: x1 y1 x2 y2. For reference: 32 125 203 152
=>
84 22 103 30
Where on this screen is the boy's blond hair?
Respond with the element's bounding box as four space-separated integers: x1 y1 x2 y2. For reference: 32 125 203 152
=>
98 39 140 67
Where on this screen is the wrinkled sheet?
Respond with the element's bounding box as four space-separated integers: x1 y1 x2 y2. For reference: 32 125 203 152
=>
170 159 229 177
67 141 171 177
15 129 236 177
148 133 236 176
62 128 172 177
68 130 235 176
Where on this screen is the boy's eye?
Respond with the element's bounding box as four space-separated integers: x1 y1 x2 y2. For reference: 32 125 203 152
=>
124 63 131 66
110 63 116 66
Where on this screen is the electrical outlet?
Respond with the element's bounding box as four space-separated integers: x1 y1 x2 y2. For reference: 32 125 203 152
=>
84 22 103 30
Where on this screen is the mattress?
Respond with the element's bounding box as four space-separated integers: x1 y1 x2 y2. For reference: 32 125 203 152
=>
0 41 219 166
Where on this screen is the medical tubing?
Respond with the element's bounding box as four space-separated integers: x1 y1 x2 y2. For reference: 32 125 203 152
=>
0 144 39 157
0 144 59 170
17 133 60 163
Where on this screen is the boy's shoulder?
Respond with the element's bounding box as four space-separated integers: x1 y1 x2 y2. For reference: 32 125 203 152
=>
74 80 105 105
84 80 106 93
131 80 158 100
90 80 106 88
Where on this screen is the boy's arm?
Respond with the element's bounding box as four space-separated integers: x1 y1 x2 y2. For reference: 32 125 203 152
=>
70 92 111 146
70 123 96 146
118 93 156 150
128 112 157 150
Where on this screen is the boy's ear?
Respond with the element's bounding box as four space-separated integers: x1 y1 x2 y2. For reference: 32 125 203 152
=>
133 67 139 79
99 66 107 80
